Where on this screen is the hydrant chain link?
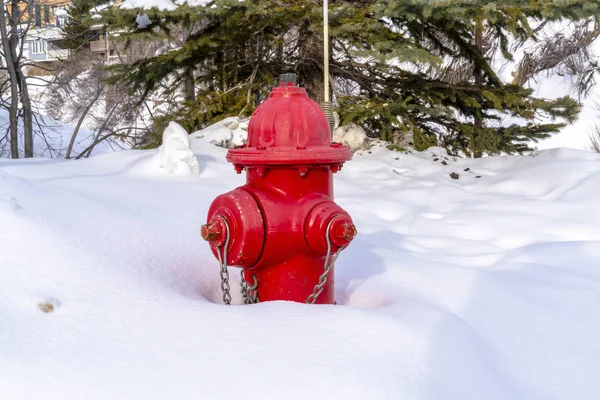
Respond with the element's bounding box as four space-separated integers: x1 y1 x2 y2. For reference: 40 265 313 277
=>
214 215 232 305
241 270 260 305
213 215 260 305
306 217 347 304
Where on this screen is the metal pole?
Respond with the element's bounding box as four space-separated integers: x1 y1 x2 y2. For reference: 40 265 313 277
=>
323 0 329 103
321 0 335 134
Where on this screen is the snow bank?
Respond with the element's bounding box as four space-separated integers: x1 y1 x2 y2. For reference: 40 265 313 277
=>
156 121 200 175
192 117 248 148
333 122 368 151
1 131 600 399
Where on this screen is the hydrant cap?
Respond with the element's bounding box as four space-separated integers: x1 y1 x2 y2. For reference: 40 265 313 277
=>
227 76 353 167
247 79 330 148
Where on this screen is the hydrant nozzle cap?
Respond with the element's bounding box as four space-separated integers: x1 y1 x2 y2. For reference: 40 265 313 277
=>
330 218 357 248
201 220 225 244
336 223 357 241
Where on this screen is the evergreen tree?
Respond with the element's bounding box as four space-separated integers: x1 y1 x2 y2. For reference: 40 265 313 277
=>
62 0 109 52
103 0 599 156
354 0 595 156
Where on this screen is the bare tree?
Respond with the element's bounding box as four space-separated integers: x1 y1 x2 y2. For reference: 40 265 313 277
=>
0 0 35 158
45 44 153 159
512 20 600 97
0 1 19 158
590 124 600 153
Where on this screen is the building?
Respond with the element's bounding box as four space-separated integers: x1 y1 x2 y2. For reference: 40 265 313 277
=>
32 0 71 27
26 26 68 64
22 1 122 68
22 1 71 68
7 0 71 27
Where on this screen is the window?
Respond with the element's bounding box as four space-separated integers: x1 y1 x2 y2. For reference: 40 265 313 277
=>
44 5 50 24
31 40 46 54
35 4 41 27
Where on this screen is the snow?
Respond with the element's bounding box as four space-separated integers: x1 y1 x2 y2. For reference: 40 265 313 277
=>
120 0 215 11
192 116 248 148
493 21 600 152
1 123 600 399
120 0 177 11
179 0 214 5
155 122 200 175
135 13 152 29
120 0 234 10
333 122 368 151
532 74 600 151
0 108 116 158
26 27 63 40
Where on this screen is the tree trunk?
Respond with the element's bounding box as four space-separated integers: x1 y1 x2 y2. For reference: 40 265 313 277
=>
298 20 325 104
17 0 33 157
16 69 33 158
185 69 196 103
473 16 484 158
66 83 105 159
0 2 19 158
79 101 120 159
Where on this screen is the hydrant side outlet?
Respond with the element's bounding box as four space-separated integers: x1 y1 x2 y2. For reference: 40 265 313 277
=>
203 75 356 304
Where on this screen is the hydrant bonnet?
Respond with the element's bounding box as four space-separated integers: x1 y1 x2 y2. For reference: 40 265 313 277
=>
227 77 352 169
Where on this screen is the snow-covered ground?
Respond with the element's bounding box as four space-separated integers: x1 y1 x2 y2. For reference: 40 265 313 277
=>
1 121 600 399
0 107 118 159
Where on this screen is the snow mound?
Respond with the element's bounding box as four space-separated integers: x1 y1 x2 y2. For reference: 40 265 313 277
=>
135 13 152 29
156 122 199 175
2 136 600 399
192 117 248 148
333 122 367 151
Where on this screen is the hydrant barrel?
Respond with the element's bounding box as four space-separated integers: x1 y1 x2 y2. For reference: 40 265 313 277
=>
202 74 356 304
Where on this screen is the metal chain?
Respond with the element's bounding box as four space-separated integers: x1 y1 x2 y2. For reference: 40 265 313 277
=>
240 270 260 305
214 214 345 305
213 215 232 305
306 218 347 304
213 215 260 305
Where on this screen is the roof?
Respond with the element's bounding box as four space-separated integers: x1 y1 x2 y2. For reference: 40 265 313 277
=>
26 27 64 41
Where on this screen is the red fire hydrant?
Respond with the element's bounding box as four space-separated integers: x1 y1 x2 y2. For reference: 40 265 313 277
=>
201 74 356 305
